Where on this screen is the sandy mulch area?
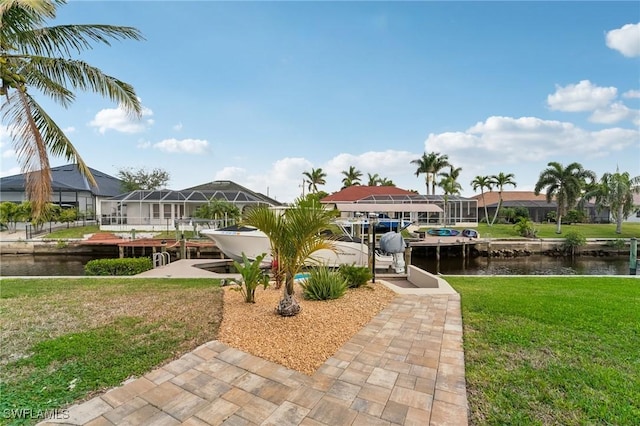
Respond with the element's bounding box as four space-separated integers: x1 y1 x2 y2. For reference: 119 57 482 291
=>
217 282 397 376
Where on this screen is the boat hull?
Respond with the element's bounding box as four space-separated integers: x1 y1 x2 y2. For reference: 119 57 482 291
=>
200 228 393 269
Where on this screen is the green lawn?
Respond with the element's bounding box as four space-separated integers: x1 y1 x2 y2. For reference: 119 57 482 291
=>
428 222 640 239
0 278 223 425
2 276 639 424
447 276 640 425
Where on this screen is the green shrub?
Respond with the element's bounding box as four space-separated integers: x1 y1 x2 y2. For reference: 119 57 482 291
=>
563 231 586 256
85 258 153 276
338 264 372 288
230 253 270 303
607 239 626 254
513 218 538 238
300 266 348 300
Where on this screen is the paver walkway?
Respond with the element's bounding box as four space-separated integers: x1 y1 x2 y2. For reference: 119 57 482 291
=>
40 288 468 425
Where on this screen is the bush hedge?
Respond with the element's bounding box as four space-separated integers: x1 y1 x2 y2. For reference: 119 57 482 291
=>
84 258 153 276
338 264 372 288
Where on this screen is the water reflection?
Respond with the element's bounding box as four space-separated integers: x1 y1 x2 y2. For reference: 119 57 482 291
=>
0 253 634 276
411 254 631 275
0 255 109 276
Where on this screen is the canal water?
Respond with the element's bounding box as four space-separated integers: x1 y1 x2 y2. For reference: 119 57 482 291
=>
0 253 634 276
411 254 631 275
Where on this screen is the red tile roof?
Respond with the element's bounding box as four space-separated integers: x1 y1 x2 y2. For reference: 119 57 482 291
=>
321 186 415 203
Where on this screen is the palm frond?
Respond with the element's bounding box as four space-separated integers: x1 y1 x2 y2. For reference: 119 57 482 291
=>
12 24 144 58
20 56 75 106
2 90 51 217
2 89 96 190
28 57 141 115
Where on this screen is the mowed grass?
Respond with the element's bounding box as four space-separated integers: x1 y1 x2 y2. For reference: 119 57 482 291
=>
0 278 223 424
473 222 640 239
447 276 640 425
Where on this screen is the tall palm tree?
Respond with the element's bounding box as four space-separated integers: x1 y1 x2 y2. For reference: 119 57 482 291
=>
341 166 362 189
243 201 336 316
1 0 143 218
367 173 380 186
489 172 517 226
438 176 462 225
439 165 462 182
302 168 326 194
534 162 596 234
379 177 395 186
585 168 640 234
411 152 450 195
470 175 493 225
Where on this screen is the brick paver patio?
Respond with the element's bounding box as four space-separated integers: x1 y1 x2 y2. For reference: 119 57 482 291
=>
39 288 468 425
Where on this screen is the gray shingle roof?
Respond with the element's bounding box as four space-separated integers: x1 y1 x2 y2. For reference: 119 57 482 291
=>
0 164 124 197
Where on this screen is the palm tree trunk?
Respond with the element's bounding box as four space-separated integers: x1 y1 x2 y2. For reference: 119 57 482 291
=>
556 215 562 234
276 274 301 316
490 196 502 226
481 191 491 226
616 205 624 234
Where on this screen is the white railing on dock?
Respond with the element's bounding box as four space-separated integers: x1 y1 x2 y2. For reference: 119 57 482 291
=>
153 252 171 268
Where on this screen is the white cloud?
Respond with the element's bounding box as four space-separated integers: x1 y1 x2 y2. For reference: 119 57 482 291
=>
606 22 640 57
589 102 638 125
623 89 640 99
137 140 151 149
0 166 21 178
2 148 16 159
173 122 183 131
215 166 247 181
63 126 76 133
325 150 417 183
427 115 639 168
153 138 209 154
547 80 617 112
89 106 154 134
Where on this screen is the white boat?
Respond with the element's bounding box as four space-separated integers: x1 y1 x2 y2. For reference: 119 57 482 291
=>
200 223 394 270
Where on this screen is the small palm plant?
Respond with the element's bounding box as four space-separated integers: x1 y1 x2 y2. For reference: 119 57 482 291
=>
230 253 270 303
243 200 336 316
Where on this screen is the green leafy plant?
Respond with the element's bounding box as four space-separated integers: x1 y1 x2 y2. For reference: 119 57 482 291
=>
84 258 153 276
338 264 372 288
513 217 538 238
300 266 348 300
607 238 626 255
231 253 270 303
563 231 586 257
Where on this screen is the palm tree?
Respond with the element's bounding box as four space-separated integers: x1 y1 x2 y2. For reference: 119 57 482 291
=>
1 0 143 218
341 166 362 189
411 152 450 195
534 162 596 234
379 177 395 186
489 172 517 226
194 199 240 225
302 168 326 194
243 201 336 316
367 173 380 186
586 168 640 234
439 165 462 182
471 175 493 225
438 176 462 225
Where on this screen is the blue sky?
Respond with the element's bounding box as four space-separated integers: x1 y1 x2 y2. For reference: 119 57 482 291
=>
1 1 639 202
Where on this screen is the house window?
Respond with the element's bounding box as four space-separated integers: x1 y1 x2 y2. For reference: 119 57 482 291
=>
164 204 172 219
636 209 640 218
152 204 160 219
